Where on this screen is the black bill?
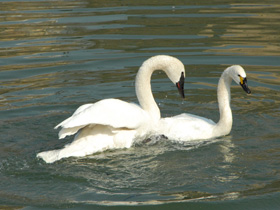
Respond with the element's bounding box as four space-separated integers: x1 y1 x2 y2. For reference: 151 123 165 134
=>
240 77 251 94
176 72 185 98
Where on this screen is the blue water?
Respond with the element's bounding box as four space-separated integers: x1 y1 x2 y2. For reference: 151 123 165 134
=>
1 1 280 209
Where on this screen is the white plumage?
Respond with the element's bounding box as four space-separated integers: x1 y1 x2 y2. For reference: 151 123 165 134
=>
37 55 185 163
155 65 251 141
56 99 150 139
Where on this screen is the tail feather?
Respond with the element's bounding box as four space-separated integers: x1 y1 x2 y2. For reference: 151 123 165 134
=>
57 125 85 139
37 150 61 164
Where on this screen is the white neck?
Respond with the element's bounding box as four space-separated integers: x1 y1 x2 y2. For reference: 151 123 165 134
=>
135 55 184 121
213 69 233 136
135 60 161 121
136 56 179 121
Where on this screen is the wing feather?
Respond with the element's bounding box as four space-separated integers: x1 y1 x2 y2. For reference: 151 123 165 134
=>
55 99 149 139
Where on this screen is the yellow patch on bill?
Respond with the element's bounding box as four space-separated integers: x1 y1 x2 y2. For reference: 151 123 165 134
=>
240 76 244 85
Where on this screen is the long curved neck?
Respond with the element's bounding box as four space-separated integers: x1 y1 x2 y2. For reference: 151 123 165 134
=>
213 70 233 136
135 60 163 121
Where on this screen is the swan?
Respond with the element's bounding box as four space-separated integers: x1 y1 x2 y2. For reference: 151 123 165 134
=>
156 65 251 141
37 55 185 163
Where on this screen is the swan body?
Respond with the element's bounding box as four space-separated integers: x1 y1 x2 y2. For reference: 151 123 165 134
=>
156 65 251 141
37 55 185 163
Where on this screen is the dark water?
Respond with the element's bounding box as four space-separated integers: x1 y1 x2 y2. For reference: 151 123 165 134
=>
1 0 280 209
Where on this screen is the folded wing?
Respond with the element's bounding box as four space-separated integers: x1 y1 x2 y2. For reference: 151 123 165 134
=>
55 98 150 139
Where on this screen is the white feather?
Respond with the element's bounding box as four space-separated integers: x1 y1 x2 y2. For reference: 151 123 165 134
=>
56 99 149 139
37 55 186 163
156 65 250 141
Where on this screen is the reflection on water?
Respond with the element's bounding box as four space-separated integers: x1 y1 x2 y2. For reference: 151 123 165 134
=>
0 0 280 209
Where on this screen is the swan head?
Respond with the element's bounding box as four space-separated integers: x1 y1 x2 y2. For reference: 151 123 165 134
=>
227 65 251 94
158 55 185 98
138 55 186 98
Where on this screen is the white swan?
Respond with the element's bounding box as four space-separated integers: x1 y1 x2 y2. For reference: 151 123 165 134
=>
37 55 185 163
156 65 251 141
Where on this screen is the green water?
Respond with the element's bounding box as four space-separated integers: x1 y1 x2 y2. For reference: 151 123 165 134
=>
1 0 280 209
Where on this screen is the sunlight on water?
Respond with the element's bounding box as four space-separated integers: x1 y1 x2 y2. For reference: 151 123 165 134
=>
0 0 280 209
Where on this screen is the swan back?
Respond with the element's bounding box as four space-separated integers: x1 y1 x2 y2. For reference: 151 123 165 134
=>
55 99 150 139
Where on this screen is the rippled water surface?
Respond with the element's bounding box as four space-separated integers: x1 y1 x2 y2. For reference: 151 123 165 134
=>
1 0 280 209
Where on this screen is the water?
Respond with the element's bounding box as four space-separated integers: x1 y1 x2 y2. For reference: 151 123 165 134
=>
1 0 280 209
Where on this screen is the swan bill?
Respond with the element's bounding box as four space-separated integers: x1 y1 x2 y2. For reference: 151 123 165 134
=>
176 72 185 98
240 77 251 94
